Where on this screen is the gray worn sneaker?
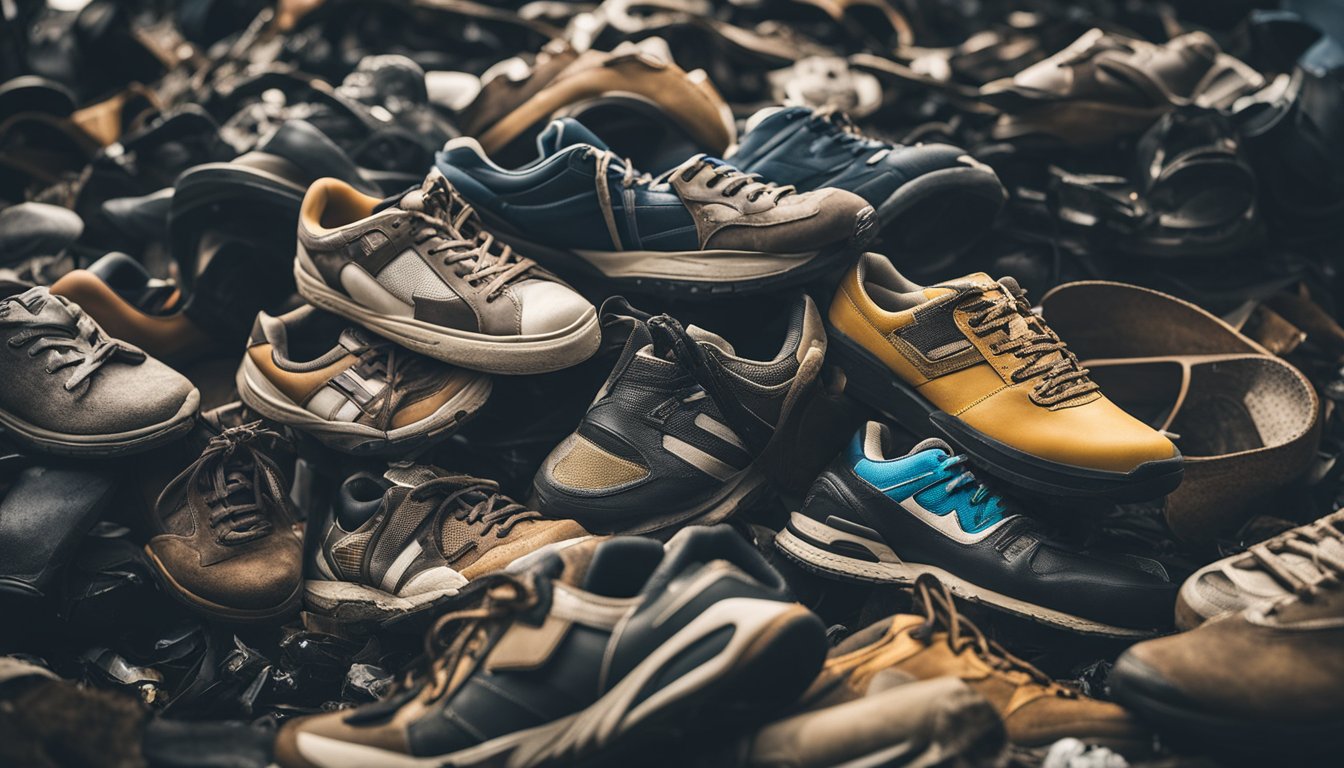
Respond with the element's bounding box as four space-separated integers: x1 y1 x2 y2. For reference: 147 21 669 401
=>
1175 509 1344 630
294 170 600 375
0 283 199 456
306 467 588 622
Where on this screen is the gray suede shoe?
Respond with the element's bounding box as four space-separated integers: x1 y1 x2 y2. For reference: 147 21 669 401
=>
0 283 199 456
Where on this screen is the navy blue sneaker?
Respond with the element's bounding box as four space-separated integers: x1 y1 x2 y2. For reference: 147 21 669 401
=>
435 118 876 296
776 422 1177 637
730 107 1005 259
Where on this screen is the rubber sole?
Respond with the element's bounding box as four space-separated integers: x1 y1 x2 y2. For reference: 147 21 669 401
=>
0 389 199 458
776 515 1160 638
143 545 302 624
1110 653 1344 759
826 329 1184 502
294 251 602 375
302 580 462 623
287 598 826 768
236 355 491 456
475 205 877 299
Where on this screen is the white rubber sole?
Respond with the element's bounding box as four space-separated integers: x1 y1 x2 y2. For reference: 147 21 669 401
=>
236 355 491 455
302 580 462 623
294 250 601 374
290 597 812 768
777 514 1158 639
0 389 199 457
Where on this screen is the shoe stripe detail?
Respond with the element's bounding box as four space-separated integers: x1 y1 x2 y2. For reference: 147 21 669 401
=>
693 413 745 450
332 399 362 423
895 494 1015 545
379 540 423 593
306 386 348 420
551 583 633 629
662 435 738 481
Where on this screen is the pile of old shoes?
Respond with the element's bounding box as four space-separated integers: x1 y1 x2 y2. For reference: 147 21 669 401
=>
1042 280 1321 544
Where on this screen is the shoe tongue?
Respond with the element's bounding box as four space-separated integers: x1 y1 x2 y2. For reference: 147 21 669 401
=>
536 118 609 157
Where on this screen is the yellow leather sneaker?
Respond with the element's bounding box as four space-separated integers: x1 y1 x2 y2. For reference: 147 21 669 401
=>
826 252 1181 501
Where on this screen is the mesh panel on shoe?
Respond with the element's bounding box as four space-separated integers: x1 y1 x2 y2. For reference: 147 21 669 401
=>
332 531 374 574
895 298 970 359
440 518 477 561
368 495 433 575
377 251 454 303
549 434 649 490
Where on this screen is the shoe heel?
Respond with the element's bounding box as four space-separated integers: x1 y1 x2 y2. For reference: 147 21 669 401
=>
825 329 938 434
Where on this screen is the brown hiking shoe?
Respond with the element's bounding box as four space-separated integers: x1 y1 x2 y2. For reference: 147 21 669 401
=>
1176 508 1344 630
143 424 303 623
827 253 1181 501
237 305 491 456
305 467 588 622
1113 559 1344 757
814 575 1151 753
295 170 599 375
460 38 735 160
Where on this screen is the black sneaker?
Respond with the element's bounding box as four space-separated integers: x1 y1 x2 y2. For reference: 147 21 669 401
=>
776 422 1177 637
274 525 827 768
532 295 826 534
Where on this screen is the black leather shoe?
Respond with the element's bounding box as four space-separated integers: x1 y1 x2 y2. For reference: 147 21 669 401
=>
776 422 1178 637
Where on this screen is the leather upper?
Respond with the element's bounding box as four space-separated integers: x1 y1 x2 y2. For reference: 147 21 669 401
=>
829 255 1177 473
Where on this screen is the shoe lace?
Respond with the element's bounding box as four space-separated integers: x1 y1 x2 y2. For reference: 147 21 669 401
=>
160 422 290 545
909 574 1072 697
409 475 542 539
1248 513 1344 600
935 453 1006 530
675 156 796 204
1 292 147 392
345 336 439 428
808 107 891 163
957 277 1098 407
394 176 539 301
409 573 537 702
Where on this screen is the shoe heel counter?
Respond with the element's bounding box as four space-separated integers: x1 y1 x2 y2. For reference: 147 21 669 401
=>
798 469 860 527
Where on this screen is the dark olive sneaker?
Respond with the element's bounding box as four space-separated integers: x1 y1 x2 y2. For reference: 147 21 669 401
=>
295 170 599 374
143 424 303 623
532 294 826 534
0 283 198 457
237 305 492 456
275 525 827 768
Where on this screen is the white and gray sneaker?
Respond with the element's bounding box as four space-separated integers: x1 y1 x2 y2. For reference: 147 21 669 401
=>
294 169 599 374
306 466 589 622
1176 508 1344 630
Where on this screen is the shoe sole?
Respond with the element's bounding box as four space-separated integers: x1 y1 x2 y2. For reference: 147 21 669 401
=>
143 544 302 624
826 330 1184 502
1110 653 1344 758
776 516 1160 638
294 251 602 374
0 389 199 458
475 205 877 298
289 598 827 768
236 355 492 456
302 580 463 624
874 161 1005 262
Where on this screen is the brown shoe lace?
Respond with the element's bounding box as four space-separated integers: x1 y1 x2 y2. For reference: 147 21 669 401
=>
957 277 1099 406
345 335 445 429
415 573 537 702
409 475 543 539
909 574 1075 698
393 174 539 301
156 422 290 545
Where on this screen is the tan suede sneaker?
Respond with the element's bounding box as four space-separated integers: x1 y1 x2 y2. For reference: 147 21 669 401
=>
826 252 1181 501
815 575 1151 754
143 424 303 623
